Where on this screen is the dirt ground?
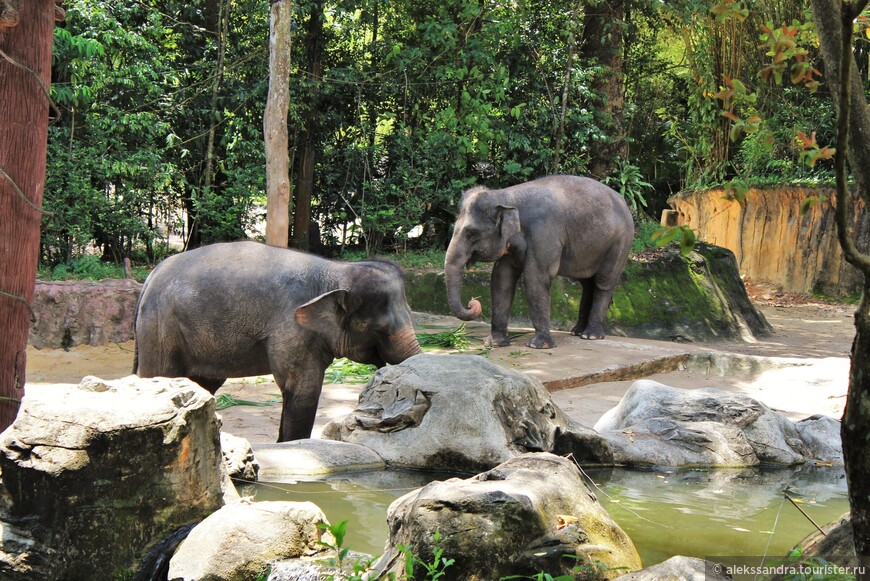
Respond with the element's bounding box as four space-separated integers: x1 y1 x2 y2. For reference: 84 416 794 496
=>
23 280 856 445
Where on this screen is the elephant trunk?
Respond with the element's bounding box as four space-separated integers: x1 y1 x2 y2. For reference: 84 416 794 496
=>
445 242 483 321
385 324 423 364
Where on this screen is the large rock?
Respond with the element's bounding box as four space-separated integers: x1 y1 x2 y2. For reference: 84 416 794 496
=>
168 501 332 581
253 439 385 480
613 555 730 581
792 513 857 569
0 375 225 580
594 380 842 467
322 354 612 473
220 432 259 482
668 187 866 296
371 453 642 580
29 278 141 348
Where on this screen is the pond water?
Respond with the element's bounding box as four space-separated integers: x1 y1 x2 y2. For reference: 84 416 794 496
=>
237 464 848 567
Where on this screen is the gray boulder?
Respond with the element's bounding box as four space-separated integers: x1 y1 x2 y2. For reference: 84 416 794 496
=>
792 513 856 569
253 439 385 480
613 555 730 581
371 453 641 580
795 414 844 464
322 354 612 473
0 375 225 580
220 432 260 481
168 501 332 581
594 380 841 467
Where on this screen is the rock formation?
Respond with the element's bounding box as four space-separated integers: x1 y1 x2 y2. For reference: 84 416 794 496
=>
594 380 843 467
167 501 332 581
220 431 260 482
613 555 730 581
29 278 141 348
370 453 642 580
667 187 866 296
0 375 225 579
322 354 612 473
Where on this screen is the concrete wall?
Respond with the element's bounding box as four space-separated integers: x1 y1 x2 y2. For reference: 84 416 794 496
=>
667 187 868 297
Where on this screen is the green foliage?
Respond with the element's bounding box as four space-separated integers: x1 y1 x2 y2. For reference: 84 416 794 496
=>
605 159 652 215
43 0 850 272
398 531 456 581
416 324 470 350
37 254 151 281
214 394 281 411
324 359 377 384
653 225 698 257
254 564 272 581
631 221 664 254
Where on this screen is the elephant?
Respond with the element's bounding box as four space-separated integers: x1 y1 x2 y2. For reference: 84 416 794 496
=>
134 241 422 441
445 175 634 349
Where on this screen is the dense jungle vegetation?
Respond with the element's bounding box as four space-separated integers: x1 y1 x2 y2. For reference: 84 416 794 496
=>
44 0 865 270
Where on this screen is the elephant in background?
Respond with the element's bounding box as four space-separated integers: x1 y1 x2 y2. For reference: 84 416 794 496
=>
445 175 634 349
134 241 422 441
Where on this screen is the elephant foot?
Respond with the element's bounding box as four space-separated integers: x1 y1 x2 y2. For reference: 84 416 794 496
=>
577 323 605 340
526 334 556 349
484 334 512 348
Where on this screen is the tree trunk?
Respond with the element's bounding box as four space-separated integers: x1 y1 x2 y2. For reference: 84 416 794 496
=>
580 0 626 180
810 0 870 566
292 1 325 252
551 0 583 173
264 0 293 248
0 0 56 431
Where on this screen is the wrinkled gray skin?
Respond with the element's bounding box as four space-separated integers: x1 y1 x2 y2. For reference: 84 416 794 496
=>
134 241 422 441
445 175 634 349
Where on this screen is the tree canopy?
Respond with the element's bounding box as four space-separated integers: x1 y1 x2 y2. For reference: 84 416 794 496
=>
43 0 856 266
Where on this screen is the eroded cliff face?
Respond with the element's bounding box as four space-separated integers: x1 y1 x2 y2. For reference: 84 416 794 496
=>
667 187 867 297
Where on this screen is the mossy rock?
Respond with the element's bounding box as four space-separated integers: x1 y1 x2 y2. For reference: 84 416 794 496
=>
405 243 771 343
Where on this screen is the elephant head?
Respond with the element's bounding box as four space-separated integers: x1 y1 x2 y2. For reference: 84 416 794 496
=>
445 187 521 321
295 261 423 366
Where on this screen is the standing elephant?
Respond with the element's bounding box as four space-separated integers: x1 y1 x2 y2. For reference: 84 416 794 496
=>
134 241 422 441
445 175 634 349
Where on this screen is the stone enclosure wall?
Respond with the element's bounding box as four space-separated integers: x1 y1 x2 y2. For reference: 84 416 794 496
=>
30 244 767 348
667 187 868 297
29 279 142 349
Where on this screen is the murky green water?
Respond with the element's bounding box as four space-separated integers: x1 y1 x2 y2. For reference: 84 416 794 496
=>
237 464 849 566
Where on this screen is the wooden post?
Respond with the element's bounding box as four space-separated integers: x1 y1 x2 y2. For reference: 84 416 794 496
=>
264 0 292 248
0 0 56 431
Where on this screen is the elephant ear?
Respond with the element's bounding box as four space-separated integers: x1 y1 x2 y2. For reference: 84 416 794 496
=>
497 205 520 248
295 289 349 335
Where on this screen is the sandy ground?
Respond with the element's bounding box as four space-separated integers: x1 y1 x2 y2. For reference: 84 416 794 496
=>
23 299 855 445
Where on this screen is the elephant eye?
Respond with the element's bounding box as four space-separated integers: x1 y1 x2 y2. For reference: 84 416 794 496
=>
465 229 480 242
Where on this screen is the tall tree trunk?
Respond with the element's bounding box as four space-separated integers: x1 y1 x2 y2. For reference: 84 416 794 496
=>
187 0 229 249
292 1 325 252
551 0 583 173
580 0 626 180
265 0 293 248
0 0 56 431
810 0 870 565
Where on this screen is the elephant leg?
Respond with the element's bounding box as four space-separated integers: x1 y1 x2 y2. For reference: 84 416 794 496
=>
273 361 327 442
523 269 556 349
579 284 613 340
571 279 595 337
487 259 521 347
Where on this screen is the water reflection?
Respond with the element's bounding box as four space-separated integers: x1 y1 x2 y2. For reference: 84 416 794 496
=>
237 465 849 566
585 465 849 565
236 469 464 557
